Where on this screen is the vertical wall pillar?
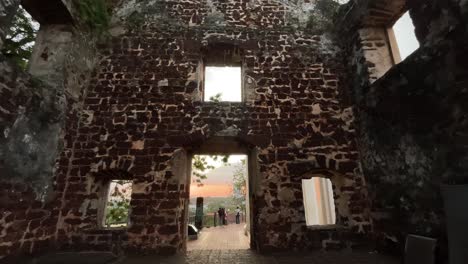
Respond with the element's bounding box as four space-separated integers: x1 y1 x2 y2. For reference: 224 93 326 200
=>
357 27 394 83
195 197 204 229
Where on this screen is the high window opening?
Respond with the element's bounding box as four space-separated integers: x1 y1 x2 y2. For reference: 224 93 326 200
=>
204 66 242 102
302 177 336 226
391 11 419 62
1 6 39 70
187 154 250 250
103 180 133 228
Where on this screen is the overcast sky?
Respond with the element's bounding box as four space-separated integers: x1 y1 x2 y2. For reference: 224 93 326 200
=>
393 11 419 60
205 67 242 102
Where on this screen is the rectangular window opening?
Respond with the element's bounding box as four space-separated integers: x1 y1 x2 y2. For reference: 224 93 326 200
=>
103 180 133 228
391 11 419 62
302 177 336 226
204 66 242 102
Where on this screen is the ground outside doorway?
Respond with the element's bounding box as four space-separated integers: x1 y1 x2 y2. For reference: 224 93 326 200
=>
188 224 250 251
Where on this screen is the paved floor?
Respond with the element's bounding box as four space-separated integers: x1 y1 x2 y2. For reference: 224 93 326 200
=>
3 249 400 264
117 250 399 264
2 225 399 264
187 224 250 251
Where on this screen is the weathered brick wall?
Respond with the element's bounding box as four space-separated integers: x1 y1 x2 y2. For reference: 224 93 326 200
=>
0 0 98 259
0 49 59 260
54 0 370 254
342 0 468 256
0 0 55 255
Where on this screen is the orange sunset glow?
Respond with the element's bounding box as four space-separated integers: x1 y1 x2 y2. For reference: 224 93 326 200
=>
190 184 233 198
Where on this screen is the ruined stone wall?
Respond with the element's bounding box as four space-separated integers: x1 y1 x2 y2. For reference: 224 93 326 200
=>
0 47 64 256
0 0 98 258
342 0 468 255
54 0 371 255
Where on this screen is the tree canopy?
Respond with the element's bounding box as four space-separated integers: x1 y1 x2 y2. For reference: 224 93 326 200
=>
1 7 38 70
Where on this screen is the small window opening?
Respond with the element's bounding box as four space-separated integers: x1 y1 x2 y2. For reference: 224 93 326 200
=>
335 0 350 4
204 66 242 102
391 11 419 62
302 177 336 226
103 180 133 228
1 6 39 70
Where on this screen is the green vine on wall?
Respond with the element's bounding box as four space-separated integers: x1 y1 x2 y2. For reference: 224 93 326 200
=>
73 0 110 35
305 0 341 34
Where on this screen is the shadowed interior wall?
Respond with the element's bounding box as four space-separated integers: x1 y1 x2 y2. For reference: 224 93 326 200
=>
1 0 466 260
341 0 468 256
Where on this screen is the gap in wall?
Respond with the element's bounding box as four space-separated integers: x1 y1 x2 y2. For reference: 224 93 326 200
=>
393 11 419 60
204 66 242 102
187 154 250 251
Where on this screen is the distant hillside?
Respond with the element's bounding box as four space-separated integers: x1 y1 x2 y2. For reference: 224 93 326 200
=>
189 196 241 214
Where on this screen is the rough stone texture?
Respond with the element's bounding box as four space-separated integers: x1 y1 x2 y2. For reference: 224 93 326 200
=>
0 0 467 262
52 0 370 256
341 0 468 256
0 0 98 258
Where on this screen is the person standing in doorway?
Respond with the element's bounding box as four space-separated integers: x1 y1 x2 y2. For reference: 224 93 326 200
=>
236 206 241 224
218 207 223 226
221 208 226 225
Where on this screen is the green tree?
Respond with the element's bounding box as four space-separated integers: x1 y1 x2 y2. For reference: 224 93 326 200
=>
306 0 341 34
231 159 247 211
209 93 222 102
74 0 110 35
1 7 38 69
104 180 132 227
192 155 229 186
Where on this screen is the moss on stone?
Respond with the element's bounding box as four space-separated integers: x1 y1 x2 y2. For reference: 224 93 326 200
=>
305 0 340 34
74 0 110 34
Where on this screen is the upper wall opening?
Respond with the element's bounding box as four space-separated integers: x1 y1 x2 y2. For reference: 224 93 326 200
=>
201 43 244 103
389 11 419 62
204 66 242 102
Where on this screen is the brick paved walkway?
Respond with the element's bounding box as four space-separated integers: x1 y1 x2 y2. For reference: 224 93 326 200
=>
8 249 400 264
116 250 399 264
7 226 399 264
187 224 250 251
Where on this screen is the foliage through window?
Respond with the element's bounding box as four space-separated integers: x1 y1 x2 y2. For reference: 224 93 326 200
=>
104 180 133 228
231 159 247 212
1 7 39 70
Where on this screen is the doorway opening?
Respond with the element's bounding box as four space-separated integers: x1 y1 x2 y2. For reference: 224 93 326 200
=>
186 154 251 251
